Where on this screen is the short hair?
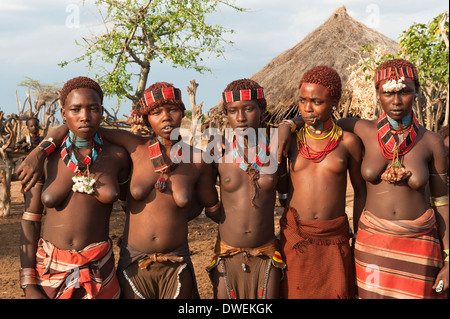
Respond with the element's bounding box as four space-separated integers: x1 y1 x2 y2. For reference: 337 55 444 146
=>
375 59 419 90
138 82 185 128
59 76 103 106
299 66 342 105
26 117 39 126
438 125 449 140
222 79 267 114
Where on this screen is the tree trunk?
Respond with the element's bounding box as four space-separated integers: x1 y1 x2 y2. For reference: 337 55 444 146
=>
133 62 151 109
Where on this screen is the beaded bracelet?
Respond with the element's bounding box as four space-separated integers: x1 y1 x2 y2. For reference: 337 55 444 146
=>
38 138 56 156
280 120 297 133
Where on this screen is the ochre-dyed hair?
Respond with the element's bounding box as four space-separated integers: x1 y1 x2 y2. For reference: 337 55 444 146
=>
59 76 103 106
375 58 419 90
299 66 342 105
222 79 267 114
139 82 185 128
438 125 449 140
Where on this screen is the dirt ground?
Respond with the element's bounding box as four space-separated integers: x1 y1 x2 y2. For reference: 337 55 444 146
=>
0 180 354 299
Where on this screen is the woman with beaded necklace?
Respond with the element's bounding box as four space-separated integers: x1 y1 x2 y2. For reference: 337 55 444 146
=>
19 81 219 299
18 76 131 299
277 66 366 299
278 59 449 299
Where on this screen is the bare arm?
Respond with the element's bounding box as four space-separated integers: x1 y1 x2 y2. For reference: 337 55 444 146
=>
17 125 69 192
276 158 289 207
19 181 47 298
428 133 449 293
98 127 143 155
346 133 366 233
277 116 304 164
199 162 221 223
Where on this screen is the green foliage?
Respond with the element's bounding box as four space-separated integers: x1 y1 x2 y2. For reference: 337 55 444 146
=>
59 0 245 105
397 12 449 86
184 109 205 122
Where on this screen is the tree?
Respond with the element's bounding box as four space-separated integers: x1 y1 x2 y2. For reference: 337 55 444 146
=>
398 12 449 130
60 0 245 110
347 12 449 132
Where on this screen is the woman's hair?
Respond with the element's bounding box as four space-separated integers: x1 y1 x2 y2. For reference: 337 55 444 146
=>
299 66 342 105
222 79 267 114
438 125 449 140
138 82 185 128
26 117 39 126
375 58 419 90
59 76 103 106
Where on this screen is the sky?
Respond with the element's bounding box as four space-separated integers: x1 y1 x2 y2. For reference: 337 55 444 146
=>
0 0 448 119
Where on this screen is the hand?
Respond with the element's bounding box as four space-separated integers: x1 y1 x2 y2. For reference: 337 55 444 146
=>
432 262 449 294
17 148 46 192
277 124 292 164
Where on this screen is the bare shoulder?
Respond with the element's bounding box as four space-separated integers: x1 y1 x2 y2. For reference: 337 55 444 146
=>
103 140 130 161
421 127 446 151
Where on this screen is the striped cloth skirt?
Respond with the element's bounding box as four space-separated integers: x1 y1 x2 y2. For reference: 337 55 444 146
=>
354 208 445 299
35 238 120 299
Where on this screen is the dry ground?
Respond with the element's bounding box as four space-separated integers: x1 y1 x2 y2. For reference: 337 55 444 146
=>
0 180 354 299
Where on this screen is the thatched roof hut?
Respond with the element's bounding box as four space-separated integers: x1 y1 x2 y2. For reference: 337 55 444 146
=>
207 6 399 128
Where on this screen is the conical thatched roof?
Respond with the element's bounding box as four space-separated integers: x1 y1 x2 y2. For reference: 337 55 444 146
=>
207 6 399 128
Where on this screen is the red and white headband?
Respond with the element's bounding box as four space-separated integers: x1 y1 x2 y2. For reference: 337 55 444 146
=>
140 87 182 107
222 88 264 103
375 66 418 85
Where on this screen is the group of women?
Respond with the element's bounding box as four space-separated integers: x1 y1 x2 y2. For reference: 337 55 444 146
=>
17 58 448 299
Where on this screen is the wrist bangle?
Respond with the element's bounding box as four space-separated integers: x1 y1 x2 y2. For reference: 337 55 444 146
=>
278 172 287 178
278 193 288 200
38 138 56 157
280 120 297 133
443 249 449 262
19 268 37 288
205 201 220 213
22 212 42 222
431 195 449 207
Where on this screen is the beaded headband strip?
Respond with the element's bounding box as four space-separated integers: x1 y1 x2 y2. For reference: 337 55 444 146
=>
222 88 264 103
140 87 182 108
375 66 418 85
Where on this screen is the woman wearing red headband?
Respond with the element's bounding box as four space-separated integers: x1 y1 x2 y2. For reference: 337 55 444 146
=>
205 79 286 299
19 82 219 299
278 59 449 299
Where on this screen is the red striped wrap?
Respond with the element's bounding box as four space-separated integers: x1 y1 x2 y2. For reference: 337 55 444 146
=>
35 238 120 299
354 208 445 299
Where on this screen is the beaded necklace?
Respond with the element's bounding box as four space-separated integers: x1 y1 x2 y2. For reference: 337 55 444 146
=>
231 132 268 206
297 120 342 162
148 135 182 192
60 131 102 194
377 111 418 183
306 118 333 135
